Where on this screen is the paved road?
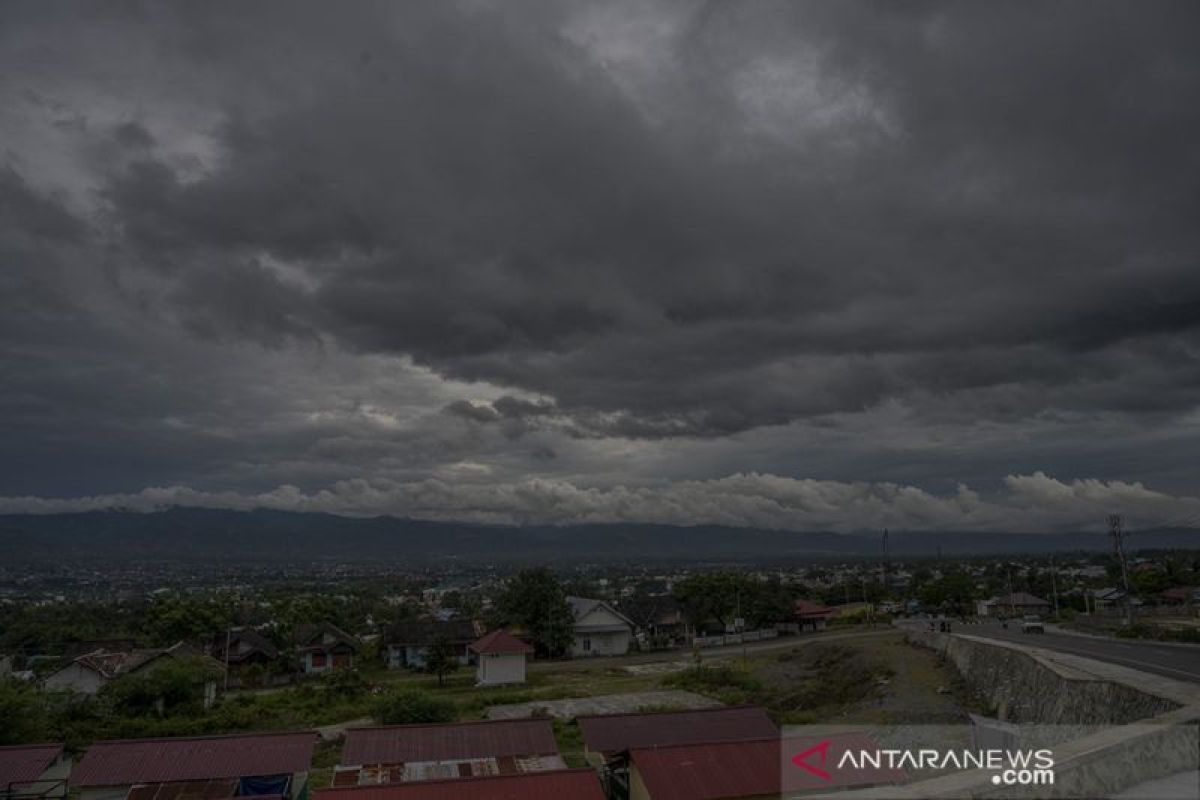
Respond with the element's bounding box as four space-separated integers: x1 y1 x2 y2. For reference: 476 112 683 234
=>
961 620 1200 683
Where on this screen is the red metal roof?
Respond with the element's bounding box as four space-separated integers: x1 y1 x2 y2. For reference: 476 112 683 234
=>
0 744 63 787
313 769 603 800
630 738 781 800
631 734 908 800
342 719 558 765
577 706 778 755
794 599 835 617
73 732 316 787
469 629 532 655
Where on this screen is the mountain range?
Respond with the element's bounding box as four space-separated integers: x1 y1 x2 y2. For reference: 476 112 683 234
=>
2 508 1199 564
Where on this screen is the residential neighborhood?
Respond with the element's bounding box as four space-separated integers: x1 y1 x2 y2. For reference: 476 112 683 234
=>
6 548 1200 798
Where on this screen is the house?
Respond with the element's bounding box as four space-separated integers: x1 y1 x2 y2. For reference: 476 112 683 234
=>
567 596 635 657
42 642 220 707
334 719 563 785
975 593 1051 618
382 620 483 670
778 599 835 633
295 623 361 674
315 769 605 800
0 744 70 800
577 705 778 767
617 596 688 648
71 731 316 800
208 627 282 687
468 629 532 686
624 734 905 799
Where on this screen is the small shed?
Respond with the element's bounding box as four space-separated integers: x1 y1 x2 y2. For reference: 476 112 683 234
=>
468 630 531 687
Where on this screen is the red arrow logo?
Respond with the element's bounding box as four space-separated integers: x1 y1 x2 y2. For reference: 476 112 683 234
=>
791 740 832 781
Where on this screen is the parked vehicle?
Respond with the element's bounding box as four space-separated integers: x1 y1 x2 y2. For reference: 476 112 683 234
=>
1021 615 1045 634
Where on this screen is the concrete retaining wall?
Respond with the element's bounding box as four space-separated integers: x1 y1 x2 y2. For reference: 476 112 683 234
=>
907 630 1181 724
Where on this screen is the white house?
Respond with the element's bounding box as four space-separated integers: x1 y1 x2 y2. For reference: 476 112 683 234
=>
567 596 635 657
469 629 532 686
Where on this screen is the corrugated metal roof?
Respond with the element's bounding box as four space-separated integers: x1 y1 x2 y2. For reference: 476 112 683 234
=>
0 744 63 787
313 769 604 800
468 629 532 655
631 734 908 800
577 706 777 755
342 719 557 765
631 738 781 800
73 732 316 787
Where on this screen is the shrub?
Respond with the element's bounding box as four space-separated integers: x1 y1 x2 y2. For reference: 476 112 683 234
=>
371 688 457 725
664 665 763 695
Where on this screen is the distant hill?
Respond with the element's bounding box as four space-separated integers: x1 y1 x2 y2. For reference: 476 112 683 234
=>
0 508 1198 564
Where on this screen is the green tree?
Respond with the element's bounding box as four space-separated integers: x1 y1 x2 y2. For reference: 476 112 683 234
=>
0 680 48 744
145 597 232 646
372 688 457 724
495 569 575 658
674 573 751 632
424 636 459 688
102 656 221 718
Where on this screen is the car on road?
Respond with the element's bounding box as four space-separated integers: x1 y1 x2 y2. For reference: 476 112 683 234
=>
1021 615 1045 634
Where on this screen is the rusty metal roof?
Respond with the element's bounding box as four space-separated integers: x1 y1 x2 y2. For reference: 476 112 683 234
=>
312 769 604 800
73 732 316 787
342 719 558 765
0 744 63 787
577 706 778 754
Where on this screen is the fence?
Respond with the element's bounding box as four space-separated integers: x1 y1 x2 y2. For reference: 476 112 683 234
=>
691 628 779 648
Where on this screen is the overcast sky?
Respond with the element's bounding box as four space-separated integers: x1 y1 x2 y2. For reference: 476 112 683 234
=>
2 1 1198 533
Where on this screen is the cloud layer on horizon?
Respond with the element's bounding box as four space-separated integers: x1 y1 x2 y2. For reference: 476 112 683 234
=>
3 472 1199 534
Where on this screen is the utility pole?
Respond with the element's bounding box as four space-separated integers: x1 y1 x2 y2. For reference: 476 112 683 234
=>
1050 556 1060 621
881 529 890 592
1109 513 1133 626
1007 569 1016 618
223 627 232 692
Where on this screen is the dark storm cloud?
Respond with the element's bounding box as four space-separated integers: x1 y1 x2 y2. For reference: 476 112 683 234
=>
68 0 1198 437
1 0 1199 526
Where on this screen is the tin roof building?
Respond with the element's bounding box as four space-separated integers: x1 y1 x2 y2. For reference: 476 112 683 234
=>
334 719 564 786
72 732 315 800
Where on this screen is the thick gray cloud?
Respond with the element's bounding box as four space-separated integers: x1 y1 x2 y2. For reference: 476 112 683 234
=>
0 1 1198 530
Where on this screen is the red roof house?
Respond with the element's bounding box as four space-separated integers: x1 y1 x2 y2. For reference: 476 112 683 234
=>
469 630 532 686
315 769 604 800
73 732 316 800
0 744 68 799
335 719 564 785
793 599 835 631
